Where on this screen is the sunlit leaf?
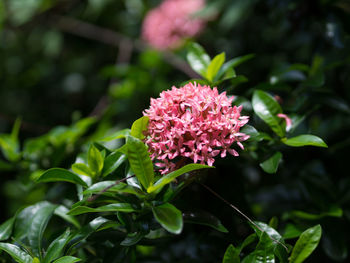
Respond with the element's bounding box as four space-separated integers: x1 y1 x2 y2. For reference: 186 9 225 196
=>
130 116 149 140
67 203 137 216
206 52 225 82
282 135 328 148
147 164 212 193
252 90 284 137
289 225 322 263
126 135 154 190
186 42 211 77
0 243 33 263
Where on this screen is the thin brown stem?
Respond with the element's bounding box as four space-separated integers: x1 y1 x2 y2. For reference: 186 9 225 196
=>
88 175 135 202
51 15 200 78
200 183 288 252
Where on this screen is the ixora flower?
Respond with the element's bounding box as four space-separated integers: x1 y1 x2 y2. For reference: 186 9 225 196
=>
141 0 206 50
143 82 250 174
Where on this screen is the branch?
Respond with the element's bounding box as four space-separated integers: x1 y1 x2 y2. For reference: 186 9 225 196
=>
51 15 200 78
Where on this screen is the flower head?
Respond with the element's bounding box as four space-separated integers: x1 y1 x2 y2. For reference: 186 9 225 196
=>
143 82 249 174
141 0 206 50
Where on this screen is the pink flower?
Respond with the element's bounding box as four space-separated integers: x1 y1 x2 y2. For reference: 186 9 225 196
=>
143 82 250 174
277 113 292 131
141 0 206 50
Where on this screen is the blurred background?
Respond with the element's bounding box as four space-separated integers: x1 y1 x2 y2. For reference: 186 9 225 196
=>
1 0 350 262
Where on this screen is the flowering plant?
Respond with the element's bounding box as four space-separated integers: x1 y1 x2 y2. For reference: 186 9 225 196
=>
144 82 249 173
142 0 206 50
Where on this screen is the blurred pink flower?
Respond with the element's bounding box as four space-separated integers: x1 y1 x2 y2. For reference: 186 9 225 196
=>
143 82 250 174
142 0 206 50
277 113 292 131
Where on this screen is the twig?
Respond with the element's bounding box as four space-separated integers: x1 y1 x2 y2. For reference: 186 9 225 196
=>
51 15 200 78
88 175 136 202
200 183 289 252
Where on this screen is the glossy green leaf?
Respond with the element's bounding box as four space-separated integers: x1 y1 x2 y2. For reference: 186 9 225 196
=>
43 229 70 263
186 42 211 76
54 206 81 229
216 54 255 81
36 168 88 187
282 135 328 148
259 152 282 174
102 152 127 177
183 211 228 233
88 144 104 175
206 52 225 81
130 116 149 140
120 232 145 246
223 244 240 263
28 202 58 257
126 135 154 190
67 217 110 253
100 129 131 141
152 203 183 234
71 163 92 177
290 225 322 263
0 216 15 241
251 221 288 262
147 164 211 193
0 243 33 263
67 203 136 216
252 90 284 137
52 256 81 263
251 231 275 263
83 181 143 197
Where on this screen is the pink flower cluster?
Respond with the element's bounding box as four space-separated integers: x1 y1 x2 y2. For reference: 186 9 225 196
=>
143 82 250 174
141 0 206 50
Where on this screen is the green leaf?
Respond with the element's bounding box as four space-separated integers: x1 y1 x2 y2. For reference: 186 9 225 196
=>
67 217 110 253
252 90 284 137
52 256 81 263
130 116 149 140
0 243 33 263
0 134 20 162
54 205 81 229
289 225 322 263
147 164 212 193
83 181 143 197
186 42 211 77
100 129 131 141
283 224 303 240
282 135 328 148
259 152 282 174
206 52 225 82
223 244 240 263
71 163 93 177
102 152 127 177
216 54 255 81
251 231 275 263
37 168 88 187
120 232 145 246
28 202 58 257
43 229 70 263
152 203 183 234
183 211 228 233
88 144 104 175
251 221 288 262
0 216 15 241
67 204 137 216
126 135 154 190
